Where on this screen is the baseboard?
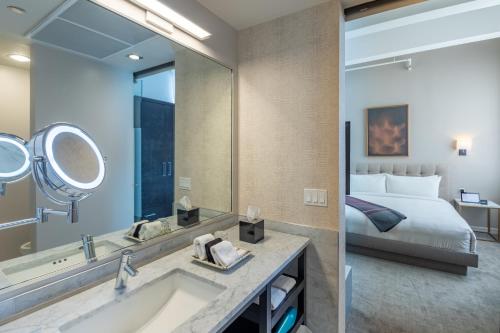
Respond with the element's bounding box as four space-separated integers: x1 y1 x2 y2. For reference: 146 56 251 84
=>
471 226 498 234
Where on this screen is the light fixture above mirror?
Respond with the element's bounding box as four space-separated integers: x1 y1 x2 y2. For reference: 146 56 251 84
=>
129 0 211 40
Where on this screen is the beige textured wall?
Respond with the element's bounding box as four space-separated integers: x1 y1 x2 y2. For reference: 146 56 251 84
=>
238 1 341 230
0 64 35 261
175 49 232 213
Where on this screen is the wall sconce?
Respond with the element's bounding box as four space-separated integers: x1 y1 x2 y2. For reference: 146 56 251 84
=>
456 137 472 156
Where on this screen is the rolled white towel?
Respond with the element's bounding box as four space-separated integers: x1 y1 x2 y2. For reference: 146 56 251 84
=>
193 234 215 260
210 240 241 267
138 220 168 241
126 220 148 237
253 287 287 310
272 275 296 294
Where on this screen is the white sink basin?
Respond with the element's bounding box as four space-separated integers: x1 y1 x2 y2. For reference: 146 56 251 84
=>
60 269 226 333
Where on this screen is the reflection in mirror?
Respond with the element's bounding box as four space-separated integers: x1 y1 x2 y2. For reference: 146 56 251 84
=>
0 134 31 195
0 0 232 290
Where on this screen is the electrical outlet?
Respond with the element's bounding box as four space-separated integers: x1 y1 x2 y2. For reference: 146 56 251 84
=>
304 189 328 207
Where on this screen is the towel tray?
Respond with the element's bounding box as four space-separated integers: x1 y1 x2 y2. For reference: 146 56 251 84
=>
192 247 252 271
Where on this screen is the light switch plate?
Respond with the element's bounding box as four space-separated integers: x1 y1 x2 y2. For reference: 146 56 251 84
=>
179 177 191 190
304 189 327 207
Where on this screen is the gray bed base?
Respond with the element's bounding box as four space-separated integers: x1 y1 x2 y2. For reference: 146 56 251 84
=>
347 233 479 275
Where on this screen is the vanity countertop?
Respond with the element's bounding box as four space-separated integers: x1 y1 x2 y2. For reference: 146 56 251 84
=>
0 227 310 333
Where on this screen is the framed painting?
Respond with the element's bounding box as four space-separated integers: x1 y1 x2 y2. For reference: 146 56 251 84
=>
366 105 409 156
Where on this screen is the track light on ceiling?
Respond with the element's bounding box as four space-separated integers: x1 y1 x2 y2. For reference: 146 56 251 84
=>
345 58 413 72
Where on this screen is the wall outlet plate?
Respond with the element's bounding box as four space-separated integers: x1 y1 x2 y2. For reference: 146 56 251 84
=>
179 177 191 190
304 189 327 207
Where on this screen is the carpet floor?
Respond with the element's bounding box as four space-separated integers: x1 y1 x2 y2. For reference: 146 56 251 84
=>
346 240 500 333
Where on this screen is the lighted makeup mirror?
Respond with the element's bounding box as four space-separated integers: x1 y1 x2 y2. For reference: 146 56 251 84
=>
0 123 106 230
0 134 31 196
29 123 106 224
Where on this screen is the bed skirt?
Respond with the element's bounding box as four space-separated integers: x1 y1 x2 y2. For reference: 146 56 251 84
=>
347 232 478 275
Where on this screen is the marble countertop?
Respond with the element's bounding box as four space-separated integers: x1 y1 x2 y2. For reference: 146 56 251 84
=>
0 210 224 290
0 226 310 333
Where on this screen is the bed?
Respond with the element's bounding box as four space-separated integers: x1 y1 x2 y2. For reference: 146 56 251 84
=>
346 163 478 275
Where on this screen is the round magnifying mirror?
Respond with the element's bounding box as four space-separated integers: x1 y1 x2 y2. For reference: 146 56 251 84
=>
29 123 105 200
0 133 31 184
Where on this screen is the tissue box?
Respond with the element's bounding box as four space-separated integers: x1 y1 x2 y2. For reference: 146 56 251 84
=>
239 218 264 244
177 207 200 227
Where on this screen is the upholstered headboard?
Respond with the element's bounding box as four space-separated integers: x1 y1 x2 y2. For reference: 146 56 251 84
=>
353 163 449 199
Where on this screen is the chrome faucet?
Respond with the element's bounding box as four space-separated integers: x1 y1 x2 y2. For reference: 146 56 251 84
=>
81 234 97 263
115 250 139 289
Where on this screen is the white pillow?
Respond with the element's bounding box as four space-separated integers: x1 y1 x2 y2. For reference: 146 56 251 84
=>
350 174 387 193
386 174 441 198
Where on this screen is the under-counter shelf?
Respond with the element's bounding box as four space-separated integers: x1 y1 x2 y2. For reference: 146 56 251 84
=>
239 276 305 328
223 248 307 333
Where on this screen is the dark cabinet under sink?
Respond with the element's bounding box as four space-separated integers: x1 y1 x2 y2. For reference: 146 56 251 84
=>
223 249 307 333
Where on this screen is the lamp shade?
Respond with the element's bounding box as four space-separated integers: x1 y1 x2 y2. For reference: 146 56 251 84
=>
456 137 472 150
456 136 472 156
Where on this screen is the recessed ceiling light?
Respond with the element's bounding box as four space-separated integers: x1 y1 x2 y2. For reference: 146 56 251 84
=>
7 5 26 15
130 0 211 40
127 54 142 61
8 54 30 63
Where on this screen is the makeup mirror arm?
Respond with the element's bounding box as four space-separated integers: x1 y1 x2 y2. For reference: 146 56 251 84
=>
0 217 40 231
37 201 79 224
0 201 79 231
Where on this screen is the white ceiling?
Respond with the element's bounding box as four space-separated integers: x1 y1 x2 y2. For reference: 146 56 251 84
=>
196 0 332 30
0 0 64 36
346 0 500 66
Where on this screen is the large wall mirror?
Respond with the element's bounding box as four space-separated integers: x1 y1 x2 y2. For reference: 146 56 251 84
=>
0 0 232 290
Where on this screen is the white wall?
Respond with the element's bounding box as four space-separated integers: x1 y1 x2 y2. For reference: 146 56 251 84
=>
346 39 500 229
32 44 134 250
0 64 35 260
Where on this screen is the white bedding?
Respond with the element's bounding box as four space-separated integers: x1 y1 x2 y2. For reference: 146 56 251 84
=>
346 192 476 253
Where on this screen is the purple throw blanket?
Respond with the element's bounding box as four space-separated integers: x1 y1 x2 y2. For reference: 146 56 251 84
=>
346 196 407 232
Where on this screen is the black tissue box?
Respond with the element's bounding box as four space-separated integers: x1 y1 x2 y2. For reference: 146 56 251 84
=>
239 218 264 244
177 207 200 227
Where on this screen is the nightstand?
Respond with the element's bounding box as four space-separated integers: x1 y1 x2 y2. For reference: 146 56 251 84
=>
453 199 500 242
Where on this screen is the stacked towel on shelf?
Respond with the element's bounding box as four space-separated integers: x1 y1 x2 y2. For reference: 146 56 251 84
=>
193 234 215 260
254 287 287 311
254 275 297 311
210 240 241 267
272 275 296 293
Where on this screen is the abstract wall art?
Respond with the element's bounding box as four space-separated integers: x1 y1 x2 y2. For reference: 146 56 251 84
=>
366 105 409 156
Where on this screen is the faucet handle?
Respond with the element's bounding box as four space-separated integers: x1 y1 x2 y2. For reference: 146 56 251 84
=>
120 249 136 262
81 234 93 242
122 249 134 256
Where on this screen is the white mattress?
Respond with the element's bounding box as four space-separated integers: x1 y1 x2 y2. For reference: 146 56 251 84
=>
346 192 476 253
